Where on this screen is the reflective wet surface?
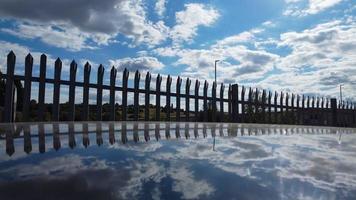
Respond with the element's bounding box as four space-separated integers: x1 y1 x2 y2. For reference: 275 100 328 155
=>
0 122 356 200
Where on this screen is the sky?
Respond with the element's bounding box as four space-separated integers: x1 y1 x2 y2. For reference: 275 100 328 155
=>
0 0 355 103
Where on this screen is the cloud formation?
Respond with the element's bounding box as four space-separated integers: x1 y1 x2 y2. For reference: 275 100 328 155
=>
284 0 343 16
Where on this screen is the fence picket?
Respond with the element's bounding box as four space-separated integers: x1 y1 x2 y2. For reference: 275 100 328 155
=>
268 91 272 123
203 80 208 122
156 74 162 121
279 92 284 124
296 95 300 124
220 83 225 122
241 86 245 123
274 92 278 123
3 51 16 122
248 87 253 123
194 80 200 122
185 78 191 121
110 66 117 121
145 72 151 121
254 88 259 122
134 70 140 121
23 54 33 121
212 82 217 122
122 68 129 121
176 76 182 121
166 75 172 121
262 90 266 123
231 84 238 122
96 65 104 121
52 58 62 121
83 62 91 121
68 60 77 121
38 54 47 121
228 84 232 121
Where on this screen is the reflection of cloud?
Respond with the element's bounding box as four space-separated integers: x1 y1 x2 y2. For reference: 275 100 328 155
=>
168 165 215 199
1 123 356 199
0 154 109 181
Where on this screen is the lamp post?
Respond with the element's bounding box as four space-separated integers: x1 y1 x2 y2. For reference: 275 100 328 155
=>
340 84 343 107
213 60 219 151
214 60 220 84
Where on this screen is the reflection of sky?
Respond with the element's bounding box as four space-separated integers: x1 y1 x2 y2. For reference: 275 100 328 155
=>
0 123 356 200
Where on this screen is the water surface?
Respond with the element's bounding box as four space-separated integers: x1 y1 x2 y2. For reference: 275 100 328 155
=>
0 122 355 200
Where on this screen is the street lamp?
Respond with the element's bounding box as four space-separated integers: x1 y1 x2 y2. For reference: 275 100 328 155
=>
340 84 343 107
214 60 220 84
213 59 220 152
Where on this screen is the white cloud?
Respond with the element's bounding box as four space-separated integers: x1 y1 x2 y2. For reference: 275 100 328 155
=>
155 0 167 17
0 1 221 50
170 3 220 44
284 0 343 16
109 56 164 72
0 0 170 50
153 28 279 84
2 23 96 51
257 19 356 99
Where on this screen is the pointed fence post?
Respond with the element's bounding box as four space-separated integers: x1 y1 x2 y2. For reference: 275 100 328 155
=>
254 88 259 123
68 60 77 121
228 84 232 121
248 87 253 123
156 74 162 121
185 78 191 121
241 86 246 123
220 83 225 122
38 54 47 121
268 91 272 123
166 75 172 121
3 51 16 122
279 92 284 124
352 103 356 127
302 95 306 124
296 95 300 124
326 98 332 125
122 68 129 121
83 62 91 121
316 97 320 125
285 93 289 123
110 66 117 121
203 80 208 122
96 65 104 121
291 94 295 124
320 97 324 125
176 76 182 121
231 84 238 122
52 58 62 121
145 72 151 121
194 80 200 121
134 70 140 121
23 54 33 122
331 98 337 126
262 90 266 123
212 81 217 122
274 92 278 123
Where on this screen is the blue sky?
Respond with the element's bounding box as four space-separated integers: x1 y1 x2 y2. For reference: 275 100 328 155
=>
0 0 355 103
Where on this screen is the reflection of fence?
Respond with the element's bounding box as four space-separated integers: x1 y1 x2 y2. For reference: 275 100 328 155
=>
2 122 355 156
1 51 356 127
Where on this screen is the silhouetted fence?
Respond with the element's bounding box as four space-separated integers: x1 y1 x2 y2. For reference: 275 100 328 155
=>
1 51 356 127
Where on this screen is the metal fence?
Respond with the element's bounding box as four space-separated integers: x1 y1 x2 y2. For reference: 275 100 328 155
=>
1 51 356 127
